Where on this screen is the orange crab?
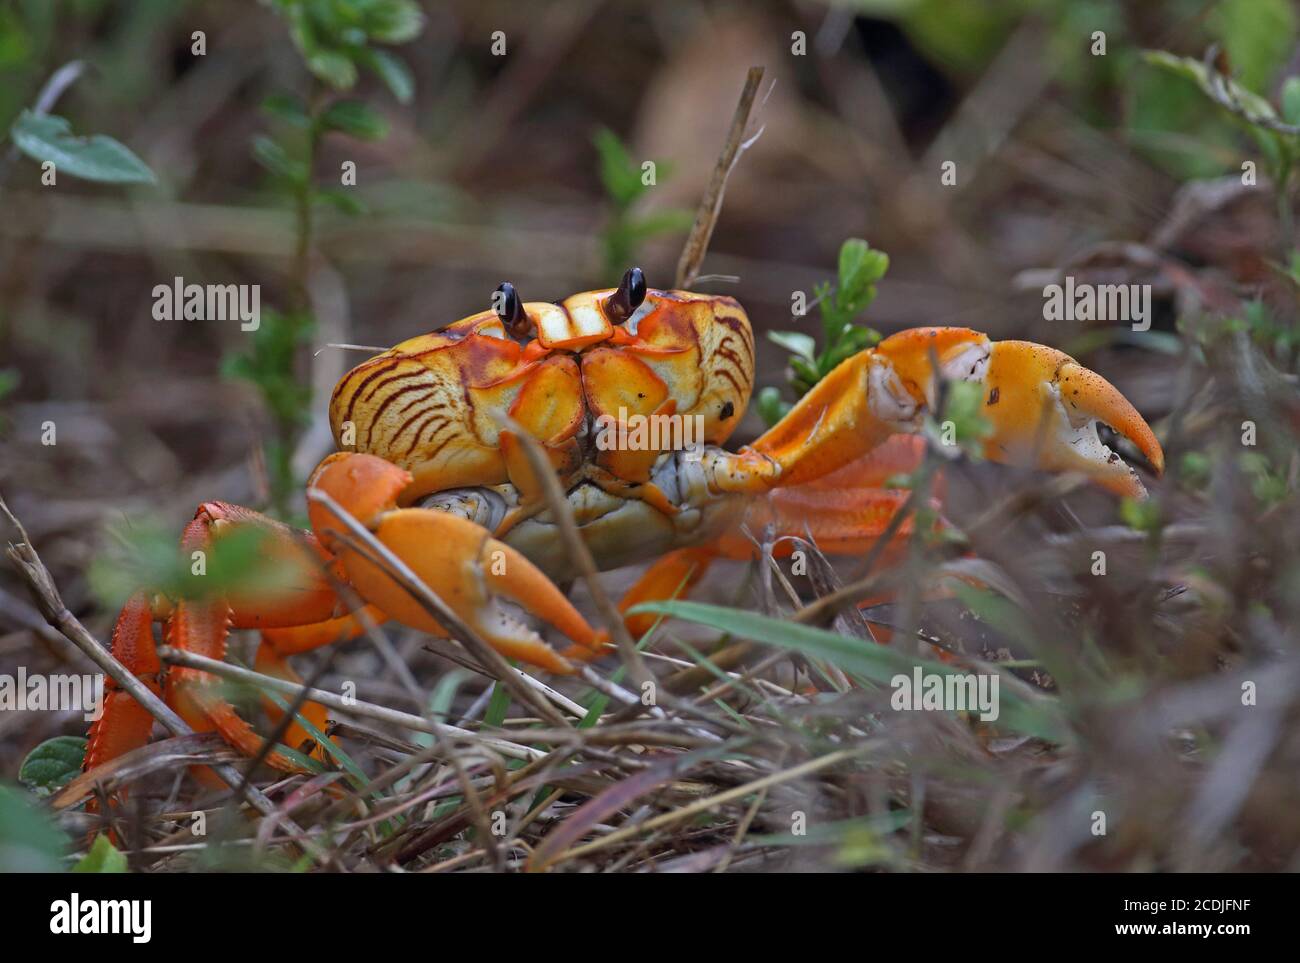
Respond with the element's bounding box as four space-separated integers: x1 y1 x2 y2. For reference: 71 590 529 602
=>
85 268 1164 776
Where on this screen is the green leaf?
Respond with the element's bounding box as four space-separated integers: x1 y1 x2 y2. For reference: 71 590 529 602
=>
837 238 889 304
1283 77 1300 127
628 600 1070 742
316 187 368 216
262 92 311 129
593 127 645 207
73 834 128 873
767 330 817 362
0 783 68 872
360 48 415 104
251 135 308 183
790 356 820 388
19 736 87 797
307 49 358 89
0 368 19 399
1141 51 1283 128
938 379 992 452
484 678 512 728
320 100 389 140
756 385 792 427
365 0 425 44
9 111 156 184
1120 495 1162 534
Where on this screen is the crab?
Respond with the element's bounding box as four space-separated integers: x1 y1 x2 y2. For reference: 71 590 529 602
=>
85 268 1164 777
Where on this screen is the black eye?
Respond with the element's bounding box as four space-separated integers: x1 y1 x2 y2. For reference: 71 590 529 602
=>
493 282 527 333
606 267 647 323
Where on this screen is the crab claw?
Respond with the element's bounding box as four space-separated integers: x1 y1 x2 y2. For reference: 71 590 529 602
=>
873 328 1164 497
308 453 609 674
978 340 1164 497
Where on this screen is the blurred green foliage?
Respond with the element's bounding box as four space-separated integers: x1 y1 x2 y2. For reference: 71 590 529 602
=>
88 516 296 609
263 0 421 100
227 0 423 514
74 834 128 872
593 127 693 281
9 109 155 183
758 238 886 427
0 783 68 872
1143 51 1300 214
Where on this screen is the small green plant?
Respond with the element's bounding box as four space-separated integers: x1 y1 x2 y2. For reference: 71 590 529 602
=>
0 783 68 872
758 238 888 426
1240 451 1290 507
18 736 86 797
592 127 693 280
1143 50 1300 239
1120 494 1164 534
8 109 155 184
928 379 993 456
230 0 422 514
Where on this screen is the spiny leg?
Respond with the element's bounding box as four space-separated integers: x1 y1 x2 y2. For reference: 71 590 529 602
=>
85 593 163 797
86 502 362 782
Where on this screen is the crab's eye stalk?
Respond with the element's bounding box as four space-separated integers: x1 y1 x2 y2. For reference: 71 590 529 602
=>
605 267 647 323
493 281 529 335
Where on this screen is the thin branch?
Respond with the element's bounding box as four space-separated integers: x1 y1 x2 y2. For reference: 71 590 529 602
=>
674 66 765 290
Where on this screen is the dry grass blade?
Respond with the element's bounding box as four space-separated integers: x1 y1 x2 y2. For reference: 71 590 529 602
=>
540 743 874 867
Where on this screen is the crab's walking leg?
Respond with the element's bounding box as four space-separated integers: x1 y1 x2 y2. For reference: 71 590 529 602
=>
309 453 610 674
84 503 365 785
716 327 1164 498
164 508 360 774
85 592 163 778
617 437 936 635
618 547 720 639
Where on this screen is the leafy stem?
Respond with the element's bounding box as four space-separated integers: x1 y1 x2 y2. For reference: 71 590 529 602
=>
758 238 888 427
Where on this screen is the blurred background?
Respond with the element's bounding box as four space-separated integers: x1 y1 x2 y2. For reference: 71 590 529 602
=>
2 0 1300 872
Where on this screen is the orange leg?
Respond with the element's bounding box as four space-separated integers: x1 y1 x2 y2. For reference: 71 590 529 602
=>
255 604 385 756
85 503 361 785
85 593 162 778
618 547 719 639
615 440 940 634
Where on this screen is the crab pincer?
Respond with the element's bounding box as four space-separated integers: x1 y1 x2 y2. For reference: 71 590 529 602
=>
307 452 610 674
